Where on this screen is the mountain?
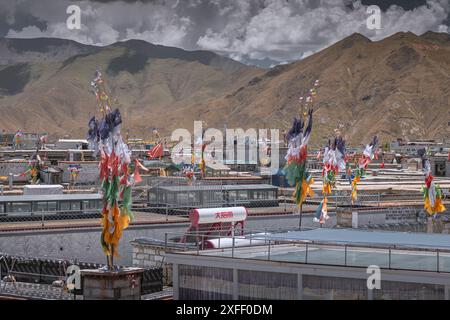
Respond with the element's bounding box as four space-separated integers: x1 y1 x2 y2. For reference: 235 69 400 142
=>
0 38 100 65
0 37 261 139
197 31 450 145
0 32 449 145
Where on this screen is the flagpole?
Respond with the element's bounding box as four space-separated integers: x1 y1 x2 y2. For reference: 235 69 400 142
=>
299 91 306 230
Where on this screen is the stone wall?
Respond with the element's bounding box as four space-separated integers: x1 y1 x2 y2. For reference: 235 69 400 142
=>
81 268 144 300
337 207 420 228
427 218 450 234
58 161 99 184
131 238 195 286
446 160 450 178
0 161 29 182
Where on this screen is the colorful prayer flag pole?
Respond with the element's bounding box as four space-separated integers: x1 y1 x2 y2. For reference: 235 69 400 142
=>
283 80 319 228
86 70 136 269
422 160 446 216
351 136 378 205
283 108 314 209
314 137 346 225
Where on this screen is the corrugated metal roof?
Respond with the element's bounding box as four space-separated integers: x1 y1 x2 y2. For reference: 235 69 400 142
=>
154 184 277 192
0 193 102 202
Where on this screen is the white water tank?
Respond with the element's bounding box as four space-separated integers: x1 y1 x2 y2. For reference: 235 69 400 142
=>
189 207 248 227
204 233 270 249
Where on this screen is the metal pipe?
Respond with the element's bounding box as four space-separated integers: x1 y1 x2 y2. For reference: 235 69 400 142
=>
230 223 236 257
388 247 391 269
164 233 168 253
344 245 347 267
437 250 440 273
232 234 235 258
298 204 303 229
305 244 308 264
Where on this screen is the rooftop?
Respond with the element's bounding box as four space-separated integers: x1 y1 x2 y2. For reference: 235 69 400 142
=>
153 184 277 192
0 193 102 202
187 229 450 273
264 228 450 250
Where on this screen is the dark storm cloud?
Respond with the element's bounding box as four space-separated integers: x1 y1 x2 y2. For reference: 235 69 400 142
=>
0 2 47 37
361 0 428 11
1 0 449 66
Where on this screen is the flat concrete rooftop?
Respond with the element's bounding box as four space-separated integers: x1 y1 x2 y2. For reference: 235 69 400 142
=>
189 229 450 273
264 228 450 250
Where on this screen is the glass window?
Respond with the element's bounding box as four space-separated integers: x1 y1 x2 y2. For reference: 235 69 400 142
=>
47 201 57 211
60 201 71 211
176 192 188 204
36 201 48 211
187 192 197 203
303 275 368 300
239 270 297 300
238 191 248 200
214 192 223 201
228 191 237 200
70 201 81 211
90 200 100 209
374 281 444 300
167 193 175 204
10 202 32 213
148 192 156 202
179 265 233 300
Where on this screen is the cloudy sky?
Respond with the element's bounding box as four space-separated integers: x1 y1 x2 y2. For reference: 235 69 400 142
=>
1 0 449 67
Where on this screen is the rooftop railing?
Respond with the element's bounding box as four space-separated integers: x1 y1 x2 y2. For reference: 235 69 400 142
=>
162 228 450 274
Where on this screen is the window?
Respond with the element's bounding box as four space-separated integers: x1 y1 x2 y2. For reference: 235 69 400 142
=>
47 201 57 211
435 163 446 177
36 201 48 212
9 202 32 213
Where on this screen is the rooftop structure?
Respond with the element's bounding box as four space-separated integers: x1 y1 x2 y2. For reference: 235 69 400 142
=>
166 228 450 300
147 184 278 212
0 193 102 218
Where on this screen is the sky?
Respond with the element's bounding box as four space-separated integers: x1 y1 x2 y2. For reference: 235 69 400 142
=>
1 0 449 67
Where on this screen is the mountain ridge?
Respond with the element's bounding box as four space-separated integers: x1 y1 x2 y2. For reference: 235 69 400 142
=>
0 31 449 145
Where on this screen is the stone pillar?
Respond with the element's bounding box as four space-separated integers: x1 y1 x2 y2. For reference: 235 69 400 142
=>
80 267 144 300
297 274 303 300
442 221 450 234
352 211 359 229
337 210 358 228
427 217 444 234
232 269 238 300
172 263 179 300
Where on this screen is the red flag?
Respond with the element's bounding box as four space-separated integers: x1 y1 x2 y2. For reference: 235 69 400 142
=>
134 167 142 184
133 159 148 184
448 151 450 161
147 143 163 159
